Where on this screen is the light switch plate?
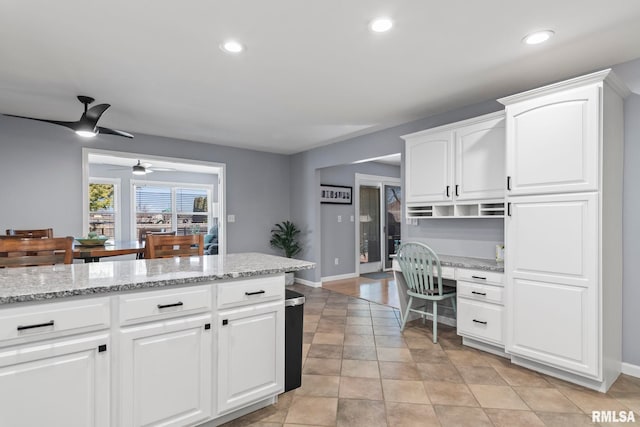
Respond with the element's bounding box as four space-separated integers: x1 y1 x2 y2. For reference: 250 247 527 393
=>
227 214 236 223
337 215 342 223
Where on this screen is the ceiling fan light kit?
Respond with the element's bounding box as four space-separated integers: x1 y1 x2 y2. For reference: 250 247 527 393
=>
4 95 134 139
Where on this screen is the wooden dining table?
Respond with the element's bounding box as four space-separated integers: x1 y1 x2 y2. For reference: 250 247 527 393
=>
73 240 144 263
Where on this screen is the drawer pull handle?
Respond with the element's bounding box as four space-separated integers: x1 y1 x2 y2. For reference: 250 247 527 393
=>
471 276 486 280
245 290 266 296
17 320 54 331
157 302 184 309
472 319 487 325
471 291 487 296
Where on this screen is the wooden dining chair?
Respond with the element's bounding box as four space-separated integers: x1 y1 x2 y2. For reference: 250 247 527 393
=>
0 236 74 268
137 230 177 259
6 228 54 238
144 234 204 259
396 242 457 343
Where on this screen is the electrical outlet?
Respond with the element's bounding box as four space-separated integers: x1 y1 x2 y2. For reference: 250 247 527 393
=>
337 215 342 223
350 215 354 222
334 258 339 265
227 214 236 223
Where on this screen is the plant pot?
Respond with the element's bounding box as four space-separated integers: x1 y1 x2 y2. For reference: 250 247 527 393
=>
285 272 295 286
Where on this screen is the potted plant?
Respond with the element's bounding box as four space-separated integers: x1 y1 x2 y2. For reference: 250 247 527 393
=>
270 221 301 285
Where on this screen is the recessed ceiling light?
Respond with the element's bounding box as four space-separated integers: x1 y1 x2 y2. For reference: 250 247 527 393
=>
221 40 244 54
523 30 554 45
370 17 393 33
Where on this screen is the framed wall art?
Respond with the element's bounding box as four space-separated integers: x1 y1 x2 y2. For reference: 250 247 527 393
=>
320 184 352 205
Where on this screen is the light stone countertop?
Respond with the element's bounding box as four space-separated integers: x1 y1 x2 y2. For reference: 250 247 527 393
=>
438 255 504 272
0 253 315 305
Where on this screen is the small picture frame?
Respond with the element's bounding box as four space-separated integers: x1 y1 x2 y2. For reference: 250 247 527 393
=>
320 184 353 205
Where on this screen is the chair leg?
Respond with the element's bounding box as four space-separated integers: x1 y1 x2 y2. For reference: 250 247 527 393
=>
432 301 438 343
401 297 412 331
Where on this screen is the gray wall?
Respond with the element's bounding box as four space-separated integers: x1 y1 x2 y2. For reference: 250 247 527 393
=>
320 162 400 278
0 117 290 254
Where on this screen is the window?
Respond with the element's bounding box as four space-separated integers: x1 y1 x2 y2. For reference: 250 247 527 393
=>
89 178 120 240
133 182 214 241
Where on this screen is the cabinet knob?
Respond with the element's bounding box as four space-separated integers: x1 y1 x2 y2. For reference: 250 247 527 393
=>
446 186 450 197
472 319 487 325
222 319 228 326
98 344 107 352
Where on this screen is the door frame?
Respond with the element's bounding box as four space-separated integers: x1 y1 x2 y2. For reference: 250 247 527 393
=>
354 173 401 276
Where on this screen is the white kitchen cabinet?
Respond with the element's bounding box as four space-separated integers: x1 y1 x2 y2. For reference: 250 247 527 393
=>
119 313 212 427
0 332 110 427
217 300 284 415
403 111 505 209
500 69 628 391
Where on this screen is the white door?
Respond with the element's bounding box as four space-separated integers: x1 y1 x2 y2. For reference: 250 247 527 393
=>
505 193 599 378
455 115 505 200
217 301 284 415
119 314 212 427
505 84 600 196
0 333 110 427
405 131 453 203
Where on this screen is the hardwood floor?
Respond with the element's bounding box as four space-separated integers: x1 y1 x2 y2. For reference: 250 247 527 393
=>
323 272 399 308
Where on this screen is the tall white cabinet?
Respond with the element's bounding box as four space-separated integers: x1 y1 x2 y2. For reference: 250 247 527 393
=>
500 69 628 391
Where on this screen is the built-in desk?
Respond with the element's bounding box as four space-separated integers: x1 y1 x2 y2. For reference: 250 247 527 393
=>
392 255 504 350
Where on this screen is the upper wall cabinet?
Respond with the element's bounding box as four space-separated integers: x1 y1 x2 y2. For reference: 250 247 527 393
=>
502 83 600 196
403 111 505 205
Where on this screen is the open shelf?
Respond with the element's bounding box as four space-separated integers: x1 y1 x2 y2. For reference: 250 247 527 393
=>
407 200 504 219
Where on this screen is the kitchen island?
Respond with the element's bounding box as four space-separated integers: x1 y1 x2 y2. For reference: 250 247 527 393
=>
0 253 314 427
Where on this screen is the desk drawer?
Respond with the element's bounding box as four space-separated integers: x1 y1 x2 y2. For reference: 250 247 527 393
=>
456 269 504 286
457 299 503 345
457 281 503 304
119 285 211 325
441 267 455 280
217 275 284 309
0 297 110 344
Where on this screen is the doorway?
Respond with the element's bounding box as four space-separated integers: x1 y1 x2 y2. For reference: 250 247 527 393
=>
355 174 402 275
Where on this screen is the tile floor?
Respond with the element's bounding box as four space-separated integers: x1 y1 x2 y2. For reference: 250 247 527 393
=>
221 284 640 427
322 274 399 308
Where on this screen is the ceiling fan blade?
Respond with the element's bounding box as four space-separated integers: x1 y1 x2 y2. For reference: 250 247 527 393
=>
97 126 134 139
85 103 110 123
4 114 79 131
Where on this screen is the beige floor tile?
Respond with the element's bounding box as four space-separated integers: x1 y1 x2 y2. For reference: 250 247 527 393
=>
433 405 493 426
315 323 346 334
344 324 374 335
296 375 340 397
379 362 421 380
303 332 315 344
377 347 414 363
302 358 342 376
445 349 492 367
385 402 440 427
493 365 551 387
322 308 347 317
610 375 640 394
338 377 383 400
535 412 599 426
307 344 343 359
514 387 582 413
423 381 479 407
302 343 311 361
341 359 380 378
347 310 371 318
382 379 430 404
346 316 372 325
456 365 508 385
375 335 407 348
372 317 401 327
343 334 375 346
374 326 403 336
312 332 344 346
403 336 441 350
417 362 464 383
559 386 631 413
342 345 378 361
337 398 387 427
484 408 545 427
468 384 529 410
284 396 338 426
285 424 327 427
318 317 347 326
303 314 321 324
303 322 318 333
409 349 450 364
611 393 640 415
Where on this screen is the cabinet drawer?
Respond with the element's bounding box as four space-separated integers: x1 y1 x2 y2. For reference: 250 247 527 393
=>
456 269 503 285
0 297 110 344
457 281 503 304
457 299 503 345
119 285 211 325
217 275 284 309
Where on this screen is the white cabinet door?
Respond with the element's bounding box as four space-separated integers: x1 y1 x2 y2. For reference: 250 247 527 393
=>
0 333 110 427
405 131 453 203
505 193 599 377
119 314 212 427
505 84 600 196
455 115 505 200
217 301 284 415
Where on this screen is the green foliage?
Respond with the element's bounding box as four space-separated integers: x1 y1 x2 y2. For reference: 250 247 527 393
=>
89 184 114 212
270 221 301 258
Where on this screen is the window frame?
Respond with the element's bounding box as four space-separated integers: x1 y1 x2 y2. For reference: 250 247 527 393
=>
88 177 122 241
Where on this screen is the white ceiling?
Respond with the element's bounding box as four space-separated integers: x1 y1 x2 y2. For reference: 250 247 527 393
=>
2 0 640 154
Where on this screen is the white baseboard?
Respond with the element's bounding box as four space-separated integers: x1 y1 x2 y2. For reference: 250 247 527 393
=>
294 277 322 288
322 272 357 282
622 362 640 378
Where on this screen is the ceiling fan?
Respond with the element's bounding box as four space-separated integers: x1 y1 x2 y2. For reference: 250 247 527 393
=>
110 160 175 175
4 95 134 139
